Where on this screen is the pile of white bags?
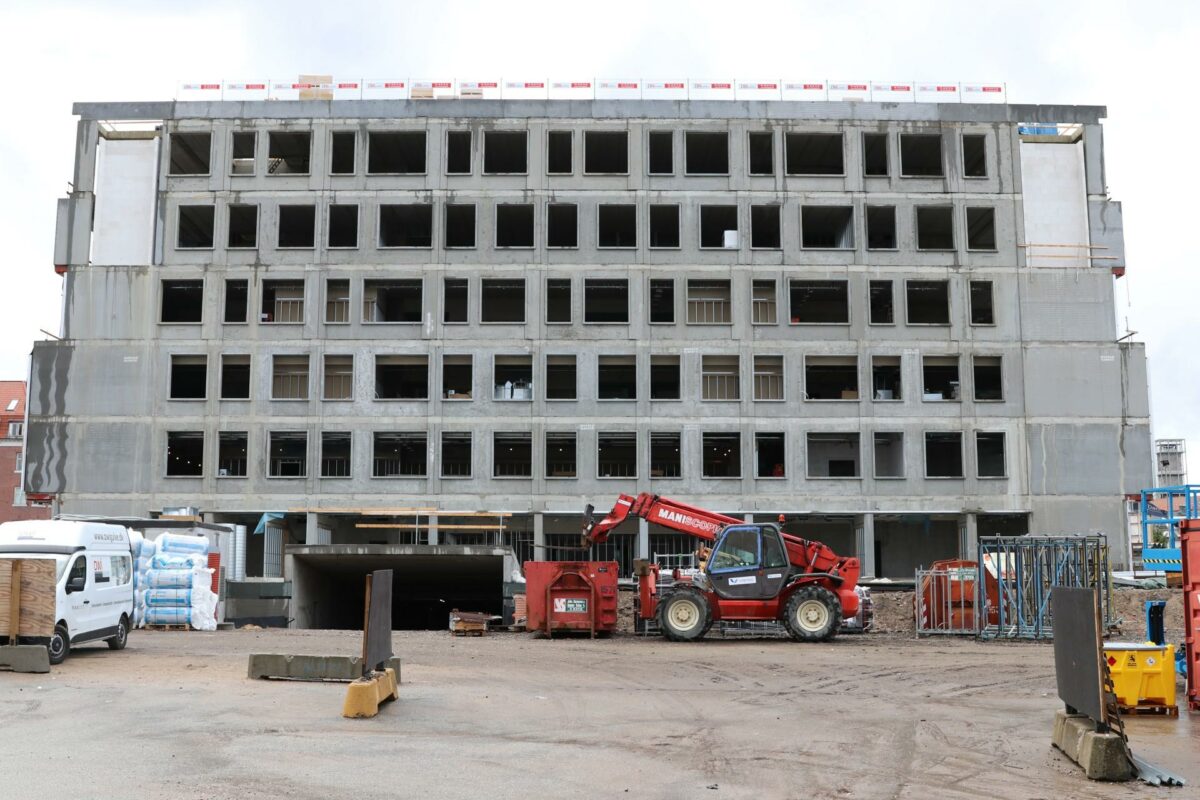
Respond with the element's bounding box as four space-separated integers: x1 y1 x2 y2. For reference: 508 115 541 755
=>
132 532 217 631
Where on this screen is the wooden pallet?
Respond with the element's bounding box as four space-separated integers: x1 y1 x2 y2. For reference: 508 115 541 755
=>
144 624 191 632
1119 703 1178 717
450 627 486 637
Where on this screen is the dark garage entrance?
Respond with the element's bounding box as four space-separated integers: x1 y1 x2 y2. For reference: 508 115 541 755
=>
289 545 506 630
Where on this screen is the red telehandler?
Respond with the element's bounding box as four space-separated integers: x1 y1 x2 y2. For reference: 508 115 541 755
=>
582 493 861 642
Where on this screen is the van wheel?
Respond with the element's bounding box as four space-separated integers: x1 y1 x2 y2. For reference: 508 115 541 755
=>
107 616 130 650
48 623 69 665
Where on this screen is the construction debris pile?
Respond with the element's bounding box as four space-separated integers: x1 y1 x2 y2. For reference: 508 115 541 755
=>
132 533 216 630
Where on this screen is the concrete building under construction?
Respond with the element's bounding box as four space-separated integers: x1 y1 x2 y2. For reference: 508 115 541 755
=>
26 81 1152 626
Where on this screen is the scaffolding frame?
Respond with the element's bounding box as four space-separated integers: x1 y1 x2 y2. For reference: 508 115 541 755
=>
977 535 1112 640
1139 484 1200 572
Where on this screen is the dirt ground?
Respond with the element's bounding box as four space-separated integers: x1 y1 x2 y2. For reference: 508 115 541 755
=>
1 629 1195 799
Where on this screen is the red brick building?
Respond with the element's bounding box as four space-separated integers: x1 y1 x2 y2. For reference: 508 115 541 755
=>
0 381 50 523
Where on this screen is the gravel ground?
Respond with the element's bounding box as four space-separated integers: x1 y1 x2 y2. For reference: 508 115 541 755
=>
1 628 1195 799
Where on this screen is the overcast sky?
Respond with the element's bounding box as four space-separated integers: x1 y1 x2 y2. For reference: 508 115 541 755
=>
0 0 1196 478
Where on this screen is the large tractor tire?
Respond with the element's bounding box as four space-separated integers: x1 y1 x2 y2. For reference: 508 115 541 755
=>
783 586 842 642
657 588 712 642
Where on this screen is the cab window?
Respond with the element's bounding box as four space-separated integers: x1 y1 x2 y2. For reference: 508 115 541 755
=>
763 532 788 568
66 555 86 587
711 528 760 571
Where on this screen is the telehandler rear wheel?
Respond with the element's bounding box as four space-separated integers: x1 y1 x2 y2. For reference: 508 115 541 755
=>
783 586 842 642
657 588 712 642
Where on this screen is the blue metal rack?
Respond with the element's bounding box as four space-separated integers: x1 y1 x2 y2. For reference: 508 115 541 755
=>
1139 485 1200 572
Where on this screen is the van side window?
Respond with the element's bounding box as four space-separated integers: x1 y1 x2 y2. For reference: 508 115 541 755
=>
93 557 110 584
68 556 86 586
112 556 132 586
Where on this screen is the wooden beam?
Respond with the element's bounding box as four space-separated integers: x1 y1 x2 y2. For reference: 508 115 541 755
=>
8 561 20 642
287 507 438 514
355 523 506 531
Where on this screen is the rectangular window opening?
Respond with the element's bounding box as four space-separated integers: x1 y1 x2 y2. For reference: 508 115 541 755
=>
863 132 888 177
598 432 637 479
976 432 1006 478
700 205 738 249
442 354 473 400
649 204 680 248
230 132 255 175
379 204 433 248
481 278 526 323
363 279 422 323
874 432 904 478
802 206 854 249
701 355 740 401
973 356 1003 401
546 278 572 324
650 355 680 400
922 356 960 401
752 280 777 325
323 354 353 400
496 203 535 248
685 131 729 175
162 279 203 323
277 204 315 248
925 432 963 478
789 280 849 324
650 432 682 478
598 355 636 400
220 354 250 400
269 432 307 478
748 132 774 176
169 355 206 400
483 130 528 174
443 278 468 323
900 133 944 177
446 130 471 174
441 432 472 478
963 134 988 178
223 279 248 323
648 131 673 175
807 433 860 478
218 431 248 478
916 206 955 251
375 355 428 400
325 278 350 324
166 432 204 477
702 433 741 478
494 355 533 401
227 204 258 248
755 433 786 478
872 356 902 401
327 204 358 248
547 203 577 248
584 279 629 323
970 281 995 325
906 280 950 325
751 205 781 249
547 131 572 174
330 131 355 175
866 205 896 250
373 432 427 477
177 205 214 249
271 355 309 400
584 131 628 174
546 355 576 400
869 280 894 324
687 279 731 325
321 432 352 478
753 355 784 401
785 132 844 175
805 356 859 401
267 132 311 175
443 203 476 249
367 131 426 174
493 432 532 478
597 204 637 249
169 132 211 175
260 279 304 324
649 279 675 324
966 207 997 251
545 432 577 479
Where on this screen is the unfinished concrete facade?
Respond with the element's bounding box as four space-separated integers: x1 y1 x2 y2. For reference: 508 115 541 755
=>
27 97 1151 623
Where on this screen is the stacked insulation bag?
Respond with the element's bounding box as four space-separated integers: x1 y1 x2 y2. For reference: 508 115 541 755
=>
134 533 217 631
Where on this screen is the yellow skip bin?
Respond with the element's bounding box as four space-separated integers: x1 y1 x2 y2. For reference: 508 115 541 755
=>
1102 642 1176 709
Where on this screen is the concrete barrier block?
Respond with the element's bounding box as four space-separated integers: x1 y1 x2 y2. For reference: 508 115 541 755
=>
0 645 50 673
1051 710 1135 782
248 653 401 682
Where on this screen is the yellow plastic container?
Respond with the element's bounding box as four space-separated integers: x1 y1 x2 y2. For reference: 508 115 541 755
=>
1102 642 1176 709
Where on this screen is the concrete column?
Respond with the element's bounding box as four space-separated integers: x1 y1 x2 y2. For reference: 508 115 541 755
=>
533 512 545 559
428 514 439 546
637 517 649 560
961 513 979 562
305 512 319 545
857 513 876 579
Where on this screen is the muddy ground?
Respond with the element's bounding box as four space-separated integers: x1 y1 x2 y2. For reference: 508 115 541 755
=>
1 628 1194 799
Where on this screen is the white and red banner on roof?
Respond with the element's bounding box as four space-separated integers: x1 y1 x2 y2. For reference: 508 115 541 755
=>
178 78 1006 103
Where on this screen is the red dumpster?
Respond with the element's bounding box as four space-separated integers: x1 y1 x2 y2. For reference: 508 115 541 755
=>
524 561 619 637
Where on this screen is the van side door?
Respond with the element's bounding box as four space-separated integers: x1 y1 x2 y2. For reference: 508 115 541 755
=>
62 554 88 638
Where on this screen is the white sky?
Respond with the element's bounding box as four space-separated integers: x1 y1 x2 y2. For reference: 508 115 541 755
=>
0 0 1196 479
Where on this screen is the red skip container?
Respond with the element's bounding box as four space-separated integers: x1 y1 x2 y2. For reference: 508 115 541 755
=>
524 561 619 637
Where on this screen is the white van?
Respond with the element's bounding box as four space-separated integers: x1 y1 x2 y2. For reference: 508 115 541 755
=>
0 520 135 664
